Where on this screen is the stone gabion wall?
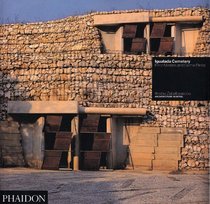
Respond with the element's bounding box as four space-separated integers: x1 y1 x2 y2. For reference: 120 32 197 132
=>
0 8 209 170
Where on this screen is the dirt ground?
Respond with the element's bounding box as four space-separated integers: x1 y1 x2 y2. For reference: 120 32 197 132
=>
0 168 209 204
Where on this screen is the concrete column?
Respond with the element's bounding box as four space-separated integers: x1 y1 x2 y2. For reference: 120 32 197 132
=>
115 26 124 53
171 25 176 38
71 115 79 170
106 117 111 133
145 24 150 54
111 117 127 169
33 117 45 169
106 117 112 168
171 25 176 55
20 117 44 169
111 117 117 169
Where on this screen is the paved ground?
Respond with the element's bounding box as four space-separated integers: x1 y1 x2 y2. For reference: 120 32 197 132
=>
0 168 209 204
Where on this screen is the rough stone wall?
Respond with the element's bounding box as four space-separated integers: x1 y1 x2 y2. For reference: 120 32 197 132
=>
0 118 25 166
0 15 101 54
0 8 209 170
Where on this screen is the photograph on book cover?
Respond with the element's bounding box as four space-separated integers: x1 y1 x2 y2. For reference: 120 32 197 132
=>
0 0 209 203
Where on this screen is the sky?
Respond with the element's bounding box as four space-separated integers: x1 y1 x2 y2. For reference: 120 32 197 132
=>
0 0 209 24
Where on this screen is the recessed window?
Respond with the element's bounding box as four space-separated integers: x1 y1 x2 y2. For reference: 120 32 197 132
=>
175 23 202 56
97 21 201 56
98 25 121 53
123 23 147 54
150 23 174 55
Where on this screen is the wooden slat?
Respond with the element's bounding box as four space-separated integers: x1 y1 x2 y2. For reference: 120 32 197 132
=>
123 24 137 38
54 132 72 150
83 151 101 170
42 150 62 170
150 23 166 38
92 139 110 151
92 133 111 151
84 152 101 159
45 116 62 132
158 37 174 54
80 115 100 133
94 133 111 140
131 38 146 52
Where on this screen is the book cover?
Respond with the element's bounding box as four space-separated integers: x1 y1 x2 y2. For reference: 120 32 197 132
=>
0 1 209 203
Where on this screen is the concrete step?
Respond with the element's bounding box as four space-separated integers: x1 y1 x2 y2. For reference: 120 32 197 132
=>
135 133 157 140
153 159 179 171
138 127 160 134
154 153 181 160
129 145 154 153
158 140 184 147
160 127 186 134
132 159 152 167
132 139 157 147
158 133 183 141
133 165 152 170
130 152 155 160
155 147 181 156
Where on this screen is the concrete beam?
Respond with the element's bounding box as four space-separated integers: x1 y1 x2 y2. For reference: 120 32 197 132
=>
94 12 149 26
79 107 147 115
94 13 202 26
150 16 203 23
8 101 79 114
71 116 80 171
8 101 147 116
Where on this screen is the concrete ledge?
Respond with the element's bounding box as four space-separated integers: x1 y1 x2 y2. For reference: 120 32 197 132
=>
155 153 181 160
8 101 79 114
94 14 202 26
137 133 158 140
160 128 187 134
94 12 149 25
153 160 178 171
151 16 203 23
130 146 154 153
133 139 157 147
79 107 147 115
138 127 160 134
158 140 184 147
131 152 155 160
133 159 152 167
158 133 183 141
155 147 181 155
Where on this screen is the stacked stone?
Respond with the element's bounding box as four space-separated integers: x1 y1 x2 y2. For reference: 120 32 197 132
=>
181 134 209 170
193 8 210 55
0 15 101 55
0 118 25 166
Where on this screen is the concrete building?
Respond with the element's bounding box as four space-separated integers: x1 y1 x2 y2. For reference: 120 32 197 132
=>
0 7 209 172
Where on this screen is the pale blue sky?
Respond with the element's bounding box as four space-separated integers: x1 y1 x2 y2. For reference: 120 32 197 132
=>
0 0 209 24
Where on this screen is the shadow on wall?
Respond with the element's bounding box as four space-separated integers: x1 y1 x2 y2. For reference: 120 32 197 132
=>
0 71 41 168
7 102 46 169
1 72 19 166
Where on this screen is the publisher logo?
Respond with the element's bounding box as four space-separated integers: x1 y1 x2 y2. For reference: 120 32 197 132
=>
0 191 48 204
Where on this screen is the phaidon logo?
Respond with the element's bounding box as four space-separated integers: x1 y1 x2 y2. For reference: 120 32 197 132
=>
0 191 48 204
